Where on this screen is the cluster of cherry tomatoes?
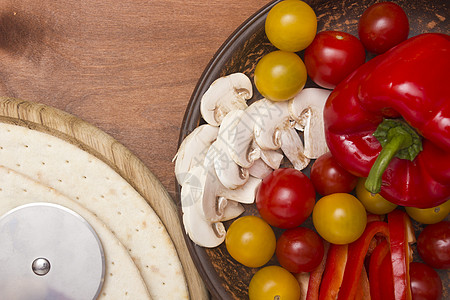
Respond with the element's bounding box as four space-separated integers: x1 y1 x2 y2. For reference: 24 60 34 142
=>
226 154 449 300
223 1 449 299
254 0 410 102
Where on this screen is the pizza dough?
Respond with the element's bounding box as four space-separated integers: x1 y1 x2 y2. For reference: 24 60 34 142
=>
0 166 152 300
0 123 189 299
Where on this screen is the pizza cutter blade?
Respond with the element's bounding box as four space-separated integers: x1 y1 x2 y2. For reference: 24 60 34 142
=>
0 203 105 300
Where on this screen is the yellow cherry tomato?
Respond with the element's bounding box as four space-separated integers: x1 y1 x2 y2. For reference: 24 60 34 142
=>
254 50 307 102
313 193 367 244
405 200 450 224
249 265 301 300
225 216 276 268
265 0 317 52
356 177 397 215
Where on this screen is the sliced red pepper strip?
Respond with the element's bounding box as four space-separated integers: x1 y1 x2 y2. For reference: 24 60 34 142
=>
380 250 396 300
354 265 371 300
305 242 330 300
369 239 392 300
367 213 384 223
388 209 415 300
337 221 389 300
318 244 348 300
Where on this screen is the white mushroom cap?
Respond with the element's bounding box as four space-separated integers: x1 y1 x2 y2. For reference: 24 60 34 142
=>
200 73 253 126
253 99 291 150
174 124 219 185
289 88 331 159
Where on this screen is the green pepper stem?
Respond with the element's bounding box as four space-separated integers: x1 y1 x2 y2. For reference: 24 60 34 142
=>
365 133 406 194
365 119 422 194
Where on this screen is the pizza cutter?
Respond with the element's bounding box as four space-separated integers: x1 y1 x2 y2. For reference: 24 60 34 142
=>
0 203 105 300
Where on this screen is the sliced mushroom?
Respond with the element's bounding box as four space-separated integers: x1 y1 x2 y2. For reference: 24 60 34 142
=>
289 88 331 159
173 124 219 185
217 175 261 204
180 167 226 248
208 139 249 190
280 127 310 170
259 145 284 170
295 272 310 300
180 140 262 247
182 200 226 248
217 104 261 168
216 197 245 221
249 158 273 179
202 145 259 218
200 163 246 222
200 73 253 126
253 99 291 150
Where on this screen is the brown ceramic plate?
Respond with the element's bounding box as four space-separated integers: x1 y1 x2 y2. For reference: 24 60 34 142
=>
177 0 449 299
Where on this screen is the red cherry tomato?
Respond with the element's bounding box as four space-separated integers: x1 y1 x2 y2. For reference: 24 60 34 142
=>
409 262 443 300
358 2 409 54
310 152 358 196
417 221 450 269
256 168 316 229
276 227 324 273
304 30 366 89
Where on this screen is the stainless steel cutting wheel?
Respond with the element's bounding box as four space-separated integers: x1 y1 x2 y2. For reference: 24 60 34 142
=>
0 203 105 300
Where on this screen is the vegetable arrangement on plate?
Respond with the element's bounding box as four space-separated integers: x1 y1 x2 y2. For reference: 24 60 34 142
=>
175 0 449 299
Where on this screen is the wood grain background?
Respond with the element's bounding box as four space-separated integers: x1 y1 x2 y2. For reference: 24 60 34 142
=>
0 0 270 200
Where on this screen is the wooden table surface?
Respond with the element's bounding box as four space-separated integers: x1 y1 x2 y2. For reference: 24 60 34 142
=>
0 0 270 200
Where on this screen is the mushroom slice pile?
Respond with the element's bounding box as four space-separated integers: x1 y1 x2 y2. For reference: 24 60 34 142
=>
289 88 331 159
173 124 219 185
252 99 310 170
176 74 333 248
200 72 253 126
180 145 262 248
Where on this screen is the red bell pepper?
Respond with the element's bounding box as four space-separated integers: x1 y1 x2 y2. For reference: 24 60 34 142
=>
388 210 415 300
318 244 348 300
379 250 396 299
324 33 450 208
369 239 393 300
354 265 370 300
305 242 329 300
337 221 389 300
